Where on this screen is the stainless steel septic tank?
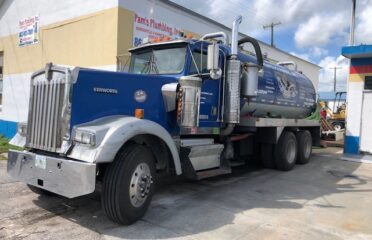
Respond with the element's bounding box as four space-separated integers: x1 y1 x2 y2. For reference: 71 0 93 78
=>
239 61 316 119
232 36 317 120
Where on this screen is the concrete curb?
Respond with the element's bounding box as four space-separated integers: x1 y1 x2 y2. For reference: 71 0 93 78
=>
339 154 372 164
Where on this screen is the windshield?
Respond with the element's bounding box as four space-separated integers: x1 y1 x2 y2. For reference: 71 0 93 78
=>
129 47 187 74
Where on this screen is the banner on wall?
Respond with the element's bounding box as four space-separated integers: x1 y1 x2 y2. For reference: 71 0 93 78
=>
133 13 183 47
19 15 39 47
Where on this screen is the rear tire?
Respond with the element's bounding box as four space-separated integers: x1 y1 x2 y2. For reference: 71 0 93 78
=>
102 144 156 225
296 130 312 164
260 143 275 169
274 131 297 171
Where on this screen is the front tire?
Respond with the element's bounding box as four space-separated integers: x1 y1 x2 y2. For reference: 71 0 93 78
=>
102 144 156 225
274 131 297 171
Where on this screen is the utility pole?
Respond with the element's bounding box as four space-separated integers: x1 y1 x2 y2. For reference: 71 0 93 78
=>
349 0 356 45
263 22 281 47
330 66 342 92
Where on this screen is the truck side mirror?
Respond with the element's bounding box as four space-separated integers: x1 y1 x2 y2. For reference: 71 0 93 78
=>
207 43 222 79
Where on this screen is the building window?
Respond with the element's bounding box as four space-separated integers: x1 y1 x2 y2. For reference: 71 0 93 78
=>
365 76 372 90
0 51 3 107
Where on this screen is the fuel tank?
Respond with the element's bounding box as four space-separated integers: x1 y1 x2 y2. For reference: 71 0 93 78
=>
239 61 316 119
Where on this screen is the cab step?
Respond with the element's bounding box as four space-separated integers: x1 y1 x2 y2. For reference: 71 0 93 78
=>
229 160 246 167
196 167 232 180
179 138 227 180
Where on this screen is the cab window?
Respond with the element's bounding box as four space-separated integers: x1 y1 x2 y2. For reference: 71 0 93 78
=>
129 47 186 74
189 51 209 74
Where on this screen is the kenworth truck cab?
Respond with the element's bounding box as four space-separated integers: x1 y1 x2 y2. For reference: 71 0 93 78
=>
8 16 320 224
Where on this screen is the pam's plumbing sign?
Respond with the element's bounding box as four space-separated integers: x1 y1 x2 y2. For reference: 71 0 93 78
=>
19 15 39 47
133 13 182 46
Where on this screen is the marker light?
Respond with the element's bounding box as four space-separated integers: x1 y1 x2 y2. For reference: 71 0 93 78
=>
135 109 144 119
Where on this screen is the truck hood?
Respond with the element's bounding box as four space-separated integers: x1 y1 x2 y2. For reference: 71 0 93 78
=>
70 69 179 134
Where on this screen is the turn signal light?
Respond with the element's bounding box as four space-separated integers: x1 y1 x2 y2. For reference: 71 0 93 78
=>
135 109 144 119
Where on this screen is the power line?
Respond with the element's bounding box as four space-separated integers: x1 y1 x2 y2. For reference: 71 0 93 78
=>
263 22 281 47
211 1 268 27
227 0 273 24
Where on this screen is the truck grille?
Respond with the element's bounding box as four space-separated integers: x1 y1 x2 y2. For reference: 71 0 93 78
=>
26 66 71 152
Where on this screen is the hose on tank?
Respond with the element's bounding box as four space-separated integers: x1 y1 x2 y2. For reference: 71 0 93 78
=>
238 36 264 68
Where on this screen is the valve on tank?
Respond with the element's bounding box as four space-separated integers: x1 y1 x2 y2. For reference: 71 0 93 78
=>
241 62 261 97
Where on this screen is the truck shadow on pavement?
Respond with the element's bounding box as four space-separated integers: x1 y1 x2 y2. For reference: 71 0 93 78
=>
31 151 372 239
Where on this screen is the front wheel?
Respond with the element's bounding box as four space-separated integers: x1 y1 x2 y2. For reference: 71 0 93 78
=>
102 144 156 225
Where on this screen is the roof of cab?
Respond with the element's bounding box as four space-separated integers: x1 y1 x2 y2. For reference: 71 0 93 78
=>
128 39 193 52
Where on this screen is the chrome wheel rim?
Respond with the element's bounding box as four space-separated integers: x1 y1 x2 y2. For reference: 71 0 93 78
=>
129 163 153 208
286 139 296 164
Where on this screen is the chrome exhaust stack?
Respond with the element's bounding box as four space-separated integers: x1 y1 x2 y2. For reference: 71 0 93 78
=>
224 16 242 124
231 15 242 57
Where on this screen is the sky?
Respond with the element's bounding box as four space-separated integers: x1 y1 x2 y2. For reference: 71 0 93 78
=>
171 0 372 92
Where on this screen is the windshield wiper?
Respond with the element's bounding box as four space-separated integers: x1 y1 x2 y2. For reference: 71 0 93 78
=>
140 51 159 74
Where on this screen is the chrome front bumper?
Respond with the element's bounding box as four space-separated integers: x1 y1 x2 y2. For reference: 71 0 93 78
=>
7 150 96 198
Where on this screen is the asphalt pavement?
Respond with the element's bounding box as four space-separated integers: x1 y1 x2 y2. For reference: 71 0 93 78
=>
1 147 372 240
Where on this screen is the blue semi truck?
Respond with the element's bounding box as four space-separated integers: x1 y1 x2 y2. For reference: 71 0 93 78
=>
7 16 319 224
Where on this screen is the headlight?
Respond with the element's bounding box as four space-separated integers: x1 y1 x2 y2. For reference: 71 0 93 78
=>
73 129 96 146
17 122 27 136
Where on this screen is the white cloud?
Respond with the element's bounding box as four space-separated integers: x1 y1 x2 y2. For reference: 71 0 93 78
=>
172 0 350 38
290 47 328 64
173 0 371 47
253 0 348 27
318 55 349 92
310 47 328 58
172 0 372 84
294 13 348 48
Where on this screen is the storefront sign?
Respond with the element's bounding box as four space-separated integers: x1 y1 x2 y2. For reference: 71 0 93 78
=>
133 13 182 46
19 15 39 47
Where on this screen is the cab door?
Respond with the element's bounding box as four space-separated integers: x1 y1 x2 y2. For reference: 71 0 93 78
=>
188 49 222 128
